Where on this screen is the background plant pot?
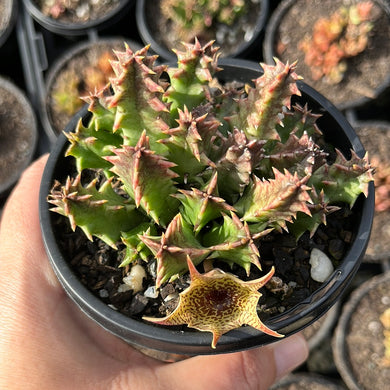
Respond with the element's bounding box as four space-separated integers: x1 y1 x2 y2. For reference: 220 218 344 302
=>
0 75 38 199
350 120 390 264
270 373 346 389
42 37 142 141
302 301 340 351
22 0 134 36
263 0 390 111
332 271 390 390
136 0 269 62
0 0 17 48
39 58 374 355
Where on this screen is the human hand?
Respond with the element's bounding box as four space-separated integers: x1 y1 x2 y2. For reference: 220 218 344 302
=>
0 155 308 390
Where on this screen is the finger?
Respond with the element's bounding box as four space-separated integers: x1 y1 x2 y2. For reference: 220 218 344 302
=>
0 154 54 284
153 333 308 390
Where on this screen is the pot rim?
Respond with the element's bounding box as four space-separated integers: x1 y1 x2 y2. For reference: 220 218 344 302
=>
39 58 375 355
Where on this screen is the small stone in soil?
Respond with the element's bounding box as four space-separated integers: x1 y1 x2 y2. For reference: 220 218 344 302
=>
144 286 159 299
110 289 133 305
129 293 149 316
328 239 345 260
160 284 176 300
310 248 334 283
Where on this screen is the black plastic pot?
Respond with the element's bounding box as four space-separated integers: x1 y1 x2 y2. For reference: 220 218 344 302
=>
0 75 38 199
39 58 375 355
302 301 340 351
0 0 18 48
263 0 390 111
22 0 134 36
136 0 269 62
332 272 390 390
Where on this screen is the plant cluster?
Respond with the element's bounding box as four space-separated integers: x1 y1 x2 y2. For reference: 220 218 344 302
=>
36 0 120 21
48 40 373 347
160 0 246 44
298 1 377 84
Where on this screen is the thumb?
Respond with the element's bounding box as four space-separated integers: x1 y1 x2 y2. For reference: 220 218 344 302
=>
154 333 308 390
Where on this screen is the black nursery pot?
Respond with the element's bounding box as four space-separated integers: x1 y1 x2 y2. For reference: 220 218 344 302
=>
22 0 134 36
0 0 18 48
39 58 375 356
136 0 269 62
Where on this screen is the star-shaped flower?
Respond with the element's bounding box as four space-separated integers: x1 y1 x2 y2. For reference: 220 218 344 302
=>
143 257 283 348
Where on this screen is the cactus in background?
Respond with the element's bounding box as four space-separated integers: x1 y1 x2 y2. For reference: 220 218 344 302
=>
160 0 246 44
298 1 377 84
48 40 373 347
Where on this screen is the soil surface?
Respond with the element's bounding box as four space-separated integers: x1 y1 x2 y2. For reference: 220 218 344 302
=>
34 0 121 23
0 0 12 34
341 273 390 390
0 82 36 192
145 0 263 58
355 122 390 262
52 193 357 328
269 0 390 109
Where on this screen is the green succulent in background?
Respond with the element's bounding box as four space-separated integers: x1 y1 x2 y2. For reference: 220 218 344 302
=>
160 0 246 43
48 40 373 347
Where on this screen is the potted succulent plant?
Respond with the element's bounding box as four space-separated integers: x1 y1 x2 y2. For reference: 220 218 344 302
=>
332 271 390 390
136 0 269 61
39 40 374 355
22 0 134 36
352 120 390 263
263 0 390 110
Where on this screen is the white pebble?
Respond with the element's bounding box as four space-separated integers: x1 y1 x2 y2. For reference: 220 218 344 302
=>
144 286 159 299
99 289 109 298
381 296 390 305
123 264 147 293
309 248 334 283
164 293 179 302
117 284 131 293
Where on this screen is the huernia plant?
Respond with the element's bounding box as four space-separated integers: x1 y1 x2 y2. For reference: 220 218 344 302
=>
48 40 373 347
298 1 377 84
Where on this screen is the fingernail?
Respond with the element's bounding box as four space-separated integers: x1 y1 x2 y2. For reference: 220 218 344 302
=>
273 333 309 381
